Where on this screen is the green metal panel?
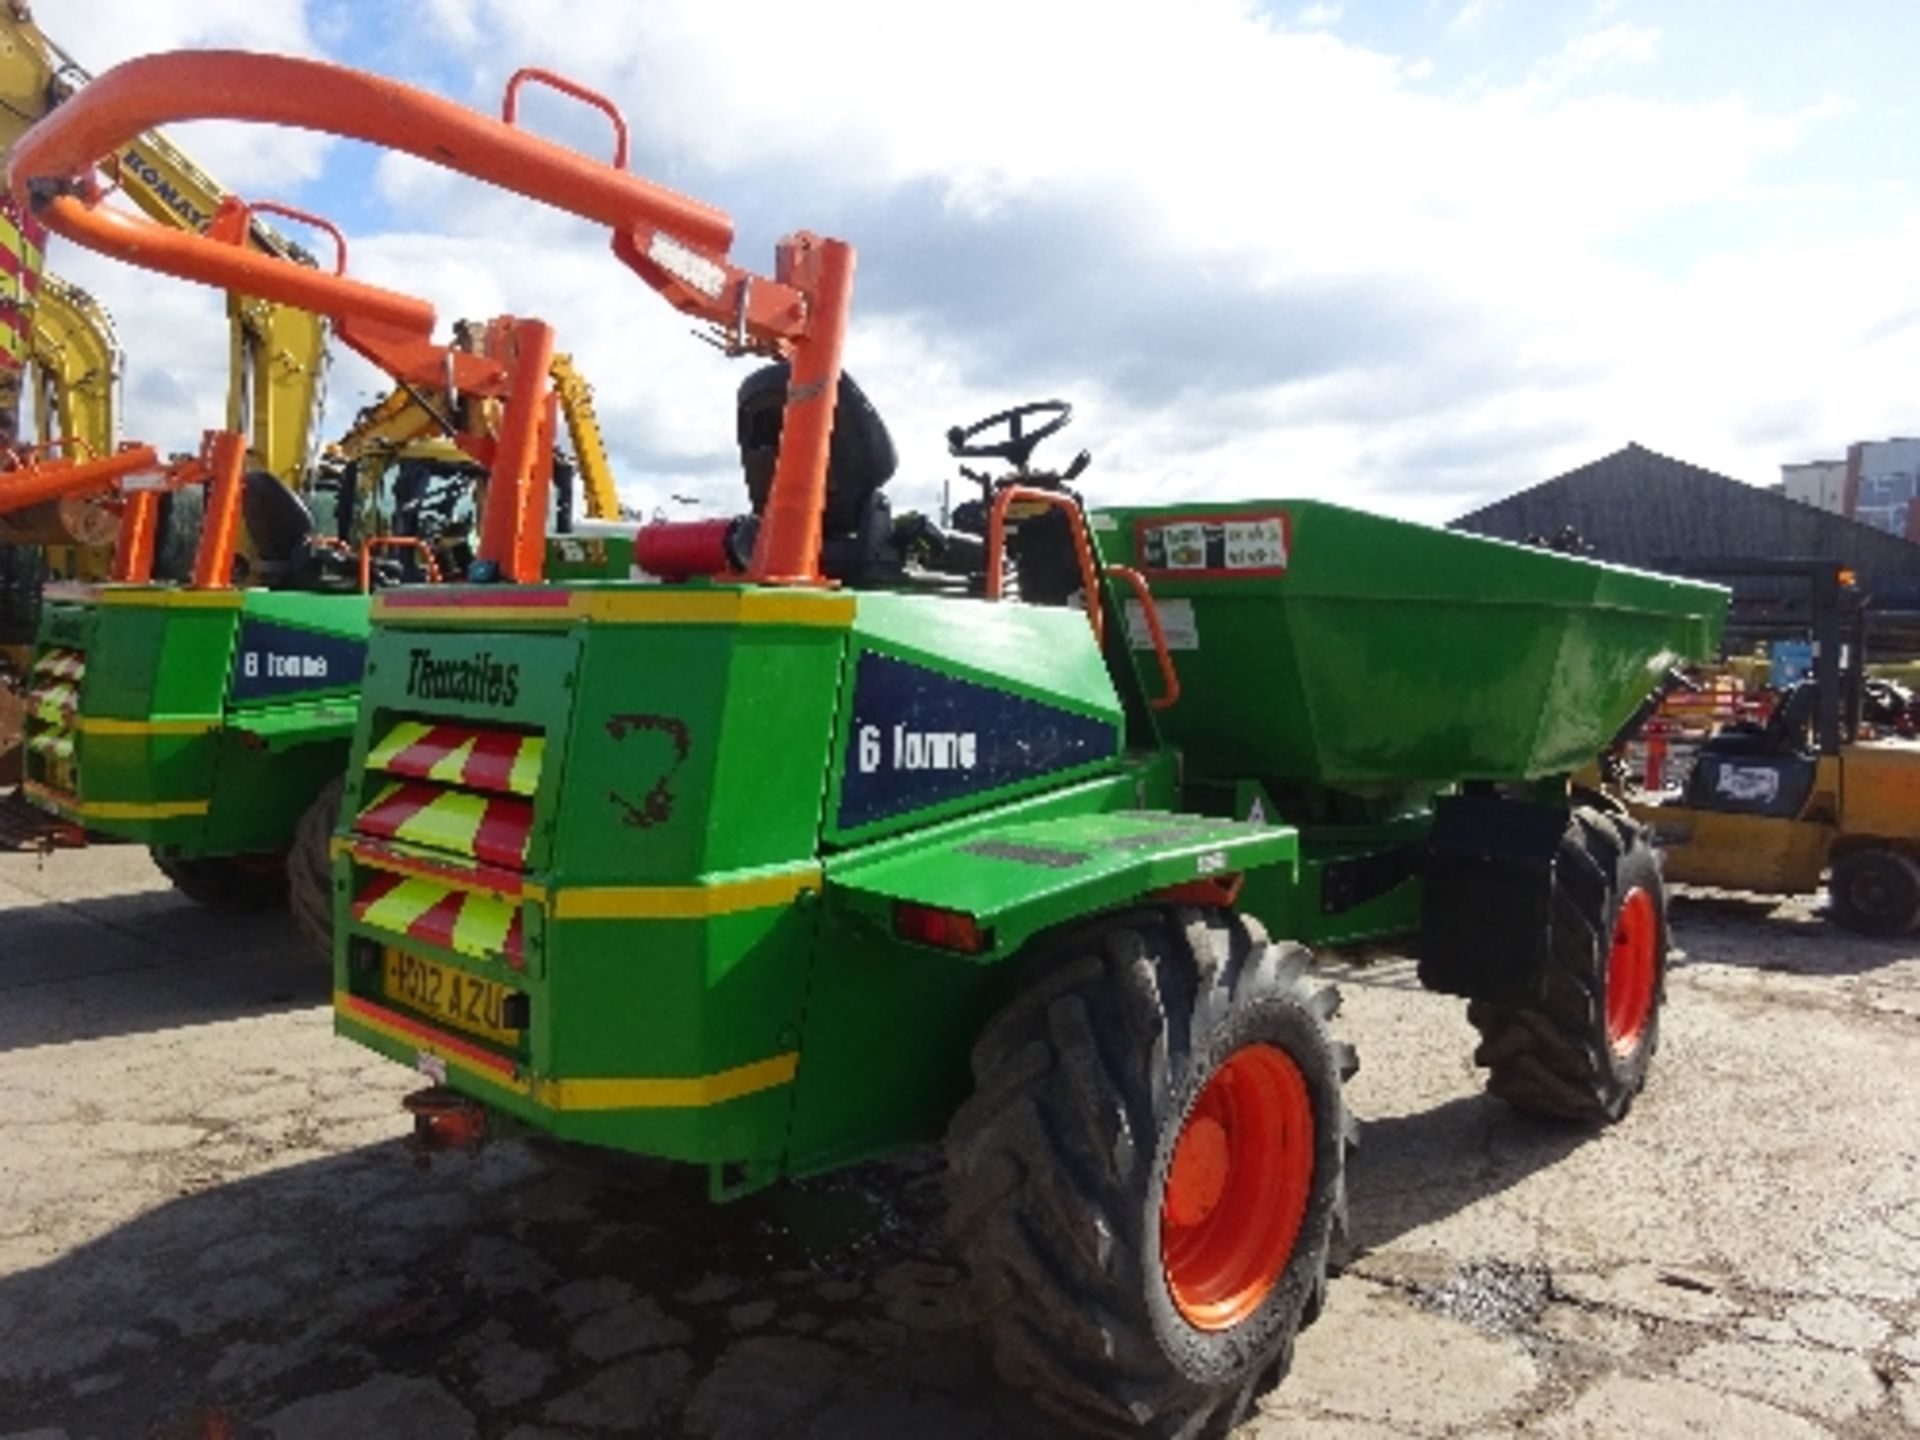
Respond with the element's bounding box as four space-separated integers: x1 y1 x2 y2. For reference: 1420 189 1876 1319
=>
823 593 1126 845
27 587 372 854
828 807 1297 960
788 767 1184 1174
1096 499 1727 792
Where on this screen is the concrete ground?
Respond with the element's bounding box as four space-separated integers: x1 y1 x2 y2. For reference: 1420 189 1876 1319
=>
1 843 1917 1438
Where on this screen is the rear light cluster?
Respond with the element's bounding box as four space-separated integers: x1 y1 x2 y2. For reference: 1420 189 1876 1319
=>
894 902 991 954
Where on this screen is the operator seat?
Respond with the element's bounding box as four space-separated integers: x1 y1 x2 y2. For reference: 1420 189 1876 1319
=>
736 361 899 584
240 470 358 592
242 470 316 588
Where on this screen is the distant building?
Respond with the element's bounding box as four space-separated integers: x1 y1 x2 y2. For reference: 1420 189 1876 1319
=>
1847 438 1920 541
1452 443 1920 655
1781 459 1847 515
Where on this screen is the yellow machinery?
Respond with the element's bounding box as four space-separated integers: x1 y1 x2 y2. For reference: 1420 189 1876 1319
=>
1627 562 1920 935
0 5 329 484
27 272 115 466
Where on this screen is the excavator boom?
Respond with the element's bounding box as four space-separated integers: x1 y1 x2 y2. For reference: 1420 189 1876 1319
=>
0 8 329 484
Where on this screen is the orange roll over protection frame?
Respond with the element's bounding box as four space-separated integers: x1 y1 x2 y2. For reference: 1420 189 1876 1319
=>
8 50 856 586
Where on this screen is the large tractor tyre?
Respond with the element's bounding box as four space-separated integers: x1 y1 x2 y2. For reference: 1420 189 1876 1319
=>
152 851 289 912
1827 847 1920 937
1467 807 1665 1125
289 776 345 962
945 907 1355 1439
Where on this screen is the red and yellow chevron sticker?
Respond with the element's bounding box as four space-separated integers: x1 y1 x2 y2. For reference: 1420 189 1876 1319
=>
31 648 86 684
355 779 534 869
366 720 543 797
352 871 525 965
26 678 77 729
26 731 73 762
0 196 46 370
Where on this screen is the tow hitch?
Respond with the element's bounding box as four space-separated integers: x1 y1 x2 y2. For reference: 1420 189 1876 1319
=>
402 1086 488 1164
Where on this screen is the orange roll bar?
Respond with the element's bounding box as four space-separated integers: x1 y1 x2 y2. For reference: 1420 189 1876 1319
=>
190 429 249 589
477 319 557 583
1105 564 1181 711
10 51 731 252
0 443 160 515
9 49 855 587
985 487 1106 649
112 489 160 583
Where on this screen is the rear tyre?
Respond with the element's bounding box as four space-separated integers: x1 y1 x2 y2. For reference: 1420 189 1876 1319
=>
152 850 288 911
944 907 1354 1438
289 776 345 961
1467 807 1665 1124
1828 847 1920 937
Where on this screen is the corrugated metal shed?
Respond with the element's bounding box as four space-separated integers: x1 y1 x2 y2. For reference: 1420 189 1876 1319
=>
1452 444 1920 579
1451 443 1920 654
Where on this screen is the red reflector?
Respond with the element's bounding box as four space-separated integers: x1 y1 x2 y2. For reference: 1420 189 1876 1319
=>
893 902 990 954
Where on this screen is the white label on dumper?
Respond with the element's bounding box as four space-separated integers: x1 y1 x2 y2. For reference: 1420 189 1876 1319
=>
1715 765 1782 804
1126 598 1199 650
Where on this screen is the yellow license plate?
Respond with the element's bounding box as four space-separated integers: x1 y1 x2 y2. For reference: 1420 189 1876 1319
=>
381 949 520 1046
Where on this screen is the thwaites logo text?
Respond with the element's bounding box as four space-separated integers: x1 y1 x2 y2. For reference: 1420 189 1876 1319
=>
405 648 521 707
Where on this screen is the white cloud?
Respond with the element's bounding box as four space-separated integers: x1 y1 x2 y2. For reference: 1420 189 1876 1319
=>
26 1 1920 530
31 3 336 194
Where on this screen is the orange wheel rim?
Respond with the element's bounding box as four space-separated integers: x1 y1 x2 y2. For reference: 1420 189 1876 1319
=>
1160 1042 1315 1331
1606 887 1658 1054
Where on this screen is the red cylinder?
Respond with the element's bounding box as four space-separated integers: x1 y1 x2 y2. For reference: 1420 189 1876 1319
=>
636 518 739 580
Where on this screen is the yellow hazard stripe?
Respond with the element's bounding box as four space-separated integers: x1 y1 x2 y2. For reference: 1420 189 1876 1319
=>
426 734 479 786
24 781 209 820
373 589 855 628
26 683 76 726
358 875 450 934
393 788 487 857
535 1052 799 1111
76 715 220 737
32 656 86 682
357 875 517 963
508 739 542 795
94 588 244 609
551 866 822 920
366 722 543 798
365 719 432 772
449 890 516 959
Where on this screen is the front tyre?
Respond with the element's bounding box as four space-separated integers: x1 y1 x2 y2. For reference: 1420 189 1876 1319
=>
1468 807 1666 1124
1827 847 1920 937
944 907 1353 1438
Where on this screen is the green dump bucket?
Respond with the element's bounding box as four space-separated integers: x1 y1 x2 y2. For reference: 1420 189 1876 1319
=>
1095 500 1726 793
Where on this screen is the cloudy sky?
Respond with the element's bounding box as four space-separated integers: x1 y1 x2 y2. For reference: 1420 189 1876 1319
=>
26 0 1920 524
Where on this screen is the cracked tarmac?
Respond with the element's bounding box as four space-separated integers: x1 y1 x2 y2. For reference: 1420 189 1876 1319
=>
1 845 1917 1437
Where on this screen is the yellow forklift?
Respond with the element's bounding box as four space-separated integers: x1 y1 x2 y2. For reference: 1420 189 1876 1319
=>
1627 561 1920 935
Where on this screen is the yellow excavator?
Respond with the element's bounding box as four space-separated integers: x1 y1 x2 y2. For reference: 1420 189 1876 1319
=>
0 8 629 789
0 4 329 484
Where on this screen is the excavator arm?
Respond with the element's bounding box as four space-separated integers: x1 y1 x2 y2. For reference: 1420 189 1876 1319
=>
10 49 854 583
28 271 114 456
0 5 329 486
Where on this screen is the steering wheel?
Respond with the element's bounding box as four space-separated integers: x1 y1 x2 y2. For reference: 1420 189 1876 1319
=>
946 400 1072 470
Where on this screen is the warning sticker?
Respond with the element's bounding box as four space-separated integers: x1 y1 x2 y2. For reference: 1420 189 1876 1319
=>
1715 765 1782 804
1135 510 1290 578
1126 597 1199 650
